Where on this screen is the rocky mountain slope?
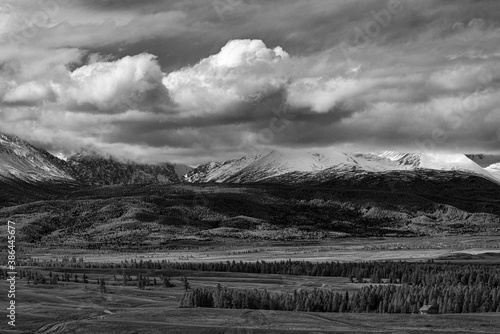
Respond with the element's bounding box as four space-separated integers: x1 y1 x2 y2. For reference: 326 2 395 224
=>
0 133 74 184
0 133 189 186
65 150 181 186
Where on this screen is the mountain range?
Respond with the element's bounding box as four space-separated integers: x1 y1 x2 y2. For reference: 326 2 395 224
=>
1 132 500 242
1 132 500 187
185 150 500 185
0 133 191 186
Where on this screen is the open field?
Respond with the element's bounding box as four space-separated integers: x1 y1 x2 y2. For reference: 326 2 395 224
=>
23 235 500 265
2 270 500 334
1 236 499 333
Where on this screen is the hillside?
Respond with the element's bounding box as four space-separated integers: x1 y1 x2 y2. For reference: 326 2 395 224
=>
2 171 499 247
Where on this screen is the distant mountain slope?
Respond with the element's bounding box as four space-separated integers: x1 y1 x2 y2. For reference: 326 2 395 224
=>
173 164 194 179
65 150 181 186
2 131 498 189
485 163 500 180
227 151 360 183
184 154 263 182
184 150 372 183
2 178 499 245
0 132 190 187
467 154 500 181
0 133 74 183
184 150 500 184
378 151 499 182
466 154 500 168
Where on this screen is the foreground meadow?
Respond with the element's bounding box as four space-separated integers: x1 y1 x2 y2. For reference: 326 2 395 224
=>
2 236 499 333
2 273 500 334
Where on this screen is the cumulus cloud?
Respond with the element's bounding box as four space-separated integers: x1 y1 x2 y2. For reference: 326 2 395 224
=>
0 52 171 113
163 39 289 114
63 53 169 113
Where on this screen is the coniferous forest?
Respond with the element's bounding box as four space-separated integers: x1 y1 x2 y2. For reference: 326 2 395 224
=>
174 260 500 314
180 282 500 314
16 258 500 314
20 258 500 288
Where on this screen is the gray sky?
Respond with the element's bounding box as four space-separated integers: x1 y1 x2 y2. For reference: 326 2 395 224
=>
1 0 499 164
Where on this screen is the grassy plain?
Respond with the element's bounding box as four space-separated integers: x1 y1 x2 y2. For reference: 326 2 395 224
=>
3 270 500 334
25 235 500 264
2 236 500 333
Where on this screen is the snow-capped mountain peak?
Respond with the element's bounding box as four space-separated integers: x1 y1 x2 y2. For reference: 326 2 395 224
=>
184 154 263 183
184 149 500 184
376 151 422 167
2 132 499 186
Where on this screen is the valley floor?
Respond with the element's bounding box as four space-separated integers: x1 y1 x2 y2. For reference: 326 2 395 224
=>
3 236 500 333
3 277 500 334
26 235 500 265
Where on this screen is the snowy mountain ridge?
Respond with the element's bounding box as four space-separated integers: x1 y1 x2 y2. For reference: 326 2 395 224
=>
184 150 500 184
1 132 499 186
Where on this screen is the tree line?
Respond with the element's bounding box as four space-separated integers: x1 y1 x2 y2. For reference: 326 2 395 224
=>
17 258 500 288
0 268 184 290
180 283 500 314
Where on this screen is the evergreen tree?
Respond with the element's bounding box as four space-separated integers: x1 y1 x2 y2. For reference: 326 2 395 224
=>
100 279 107 294
182 276 191 292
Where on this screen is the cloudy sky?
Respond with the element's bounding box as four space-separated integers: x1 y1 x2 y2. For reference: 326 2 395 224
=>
0 0 499 164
